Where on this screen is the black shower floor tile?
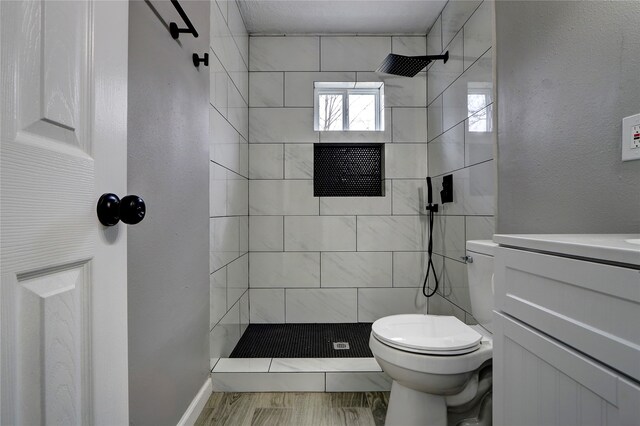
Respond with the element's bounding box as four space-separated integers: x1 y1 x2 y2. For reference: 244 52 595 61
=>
230 323 374 358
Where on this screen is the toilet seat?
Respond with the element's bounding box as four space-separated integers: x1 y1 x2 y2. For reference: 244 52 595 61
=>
372 315 482 355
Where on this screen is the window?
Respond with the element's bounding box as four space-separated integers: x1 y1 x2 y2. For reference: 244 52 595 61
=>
314 82 384 131
467 82 493 132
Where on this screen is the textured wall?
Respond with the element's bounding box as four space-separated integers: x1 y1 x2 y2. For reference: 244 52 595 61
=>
426 0 495 322
208 0 250 362
248 35 431 324
496 1 640 234
127 1 210 424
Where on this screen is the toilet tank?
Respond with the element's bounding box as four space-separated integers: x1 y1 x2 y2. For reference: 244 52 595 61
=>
466 240 497 332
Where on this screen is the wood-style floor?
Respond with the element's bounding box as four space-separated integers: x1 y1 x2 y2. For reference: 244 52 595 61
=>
195 392 390 426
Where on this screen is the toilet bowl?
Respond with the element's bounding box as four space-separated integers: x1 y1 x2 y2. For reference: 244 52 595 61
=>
370 240 496 426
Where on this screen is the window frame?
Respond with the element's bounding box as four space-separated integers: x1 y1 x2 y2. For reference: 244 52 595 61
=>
314 83 384 132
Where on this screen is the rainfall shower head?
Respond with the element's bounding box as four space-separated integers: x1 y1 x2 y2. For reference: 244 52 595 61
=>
376 51 449 77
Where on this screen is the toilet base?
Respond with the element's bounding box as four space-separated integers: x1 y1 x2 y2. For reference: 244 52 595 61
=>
385 380 447 426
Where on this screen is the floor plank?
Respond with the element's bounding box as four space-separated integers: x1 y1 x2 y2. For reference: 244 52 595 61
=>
194 392 389 426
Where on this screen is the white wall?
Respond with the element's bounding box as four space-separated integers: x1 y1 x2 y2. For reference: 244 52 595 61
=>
209 0 250 363
426 0 495 322
495 1 640 234
248 35 431 323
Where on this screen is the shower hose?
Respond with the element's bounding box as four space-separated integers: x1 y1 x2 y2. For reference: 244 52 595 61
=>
422 206 439 298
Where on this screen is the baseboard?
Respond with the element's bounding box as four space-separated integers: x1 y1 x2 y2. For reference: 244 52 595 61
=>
176 377 212 426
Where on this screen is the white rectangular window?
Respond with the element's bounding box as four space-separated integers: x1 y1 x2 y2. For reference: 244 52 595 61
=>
314 82 384 131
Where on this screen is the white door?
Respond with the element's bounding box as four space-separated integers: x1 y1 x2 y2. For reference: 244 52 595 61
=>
1 1 129 424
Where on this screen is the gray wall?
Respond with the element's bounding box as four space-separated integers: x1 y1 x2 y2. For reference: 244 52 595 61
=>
496 1 640 234
127 1 210 424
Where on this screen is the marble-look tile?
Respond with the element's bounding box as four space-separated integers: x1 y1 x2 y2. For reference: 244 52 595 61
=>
431 214 466 260
249 107 318 143
460 160 495 215
210 108 248 177
321 252 392 288
239 291 249 334
427 15 443 55
249 72 284 107
227 254 248 308
385 144 427 179
441 0 482 48
442 48 492 131
358 288 426 322
227 1 248 66
428 121 465 177
227 83 248 140
284 216 356 251
393 252 426 288
284 72 356 107
214 0 227 22
391 179 426 215
427 95 443 141
320 181 391 215
209 50 228 117
250 36 320 71
427 292 467 322
210 216 248 272
210 303 240 358
249 180 318 215
325 373 392 392
211 373 325 392
249 289 285 323
213 358 271 373
249 216 284 251
210 2 235 73
286 288 357 323
318 108 391 143
357 72 427 108
269 358 382 373
249 144 284 179
443 257 471 312
210 162 228 217
427 30 464 104
226 174 248 216
392 36 426 56
465 216 495 241
284 144 313 179
210 268 227 327
465 104 494 166
249 252 320 288
321 36 391 71
463 0 492 70
357 216 427 251
392 108 427 143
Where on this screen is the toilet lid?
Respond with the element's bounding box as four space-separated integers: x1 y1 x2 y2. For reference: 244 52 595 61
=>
372 315 482 355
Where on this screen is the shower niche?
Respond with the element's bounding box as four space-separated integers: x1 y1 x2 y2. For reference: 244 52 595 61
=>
313 143 385 197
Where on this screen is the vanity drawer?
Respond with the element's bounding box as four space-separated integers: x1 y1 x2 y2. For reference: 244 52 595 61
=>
494 246 640 381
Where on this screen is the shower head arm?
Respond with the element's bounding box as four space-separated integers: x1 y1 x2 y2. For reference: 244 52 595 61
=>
416 51 449 64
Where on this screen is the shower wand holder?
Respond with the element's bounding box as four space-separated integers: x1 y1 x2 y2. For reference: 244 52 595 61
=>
426 204 439 213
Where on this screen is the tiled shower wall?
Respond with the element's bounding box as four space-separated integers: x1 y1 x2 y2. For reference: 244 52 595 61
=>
248 35 433 324
425 0 495 323
209 0 250 363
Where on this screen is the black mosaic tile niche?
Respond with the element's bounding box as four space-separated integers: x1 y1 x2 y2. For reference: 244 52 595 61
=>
313 143 385 197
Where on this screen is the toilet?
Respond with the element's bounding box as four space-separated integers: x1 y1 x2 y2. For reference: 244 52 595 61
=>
369 240 496 426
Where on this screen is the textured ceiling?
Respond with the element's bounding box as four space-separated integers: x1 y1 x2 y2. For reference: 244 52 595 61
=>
237 0 446 35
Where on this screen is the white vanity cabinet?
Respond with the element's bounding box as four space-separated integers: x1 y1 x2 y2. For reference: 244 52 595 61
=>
492 235 640 426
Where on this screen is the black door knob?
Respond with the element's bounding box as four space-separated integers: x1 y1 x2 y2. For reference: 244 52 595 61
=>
97 193 146 226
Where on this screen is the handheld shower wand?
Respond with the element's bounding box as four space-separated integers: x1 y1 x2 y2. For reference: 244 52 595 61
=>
423 177 439 298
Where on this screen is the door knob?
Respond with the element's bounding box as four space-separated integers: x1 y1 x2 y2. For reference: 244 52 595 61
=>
97 193 146 226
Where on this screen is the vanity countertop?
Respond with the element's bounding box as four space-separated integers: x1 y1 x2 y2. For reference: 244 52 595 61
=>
493 234 640 267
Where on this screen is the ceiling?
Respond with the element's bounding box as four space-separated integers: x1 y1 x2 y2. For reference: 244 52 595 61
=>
237 1 447 35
